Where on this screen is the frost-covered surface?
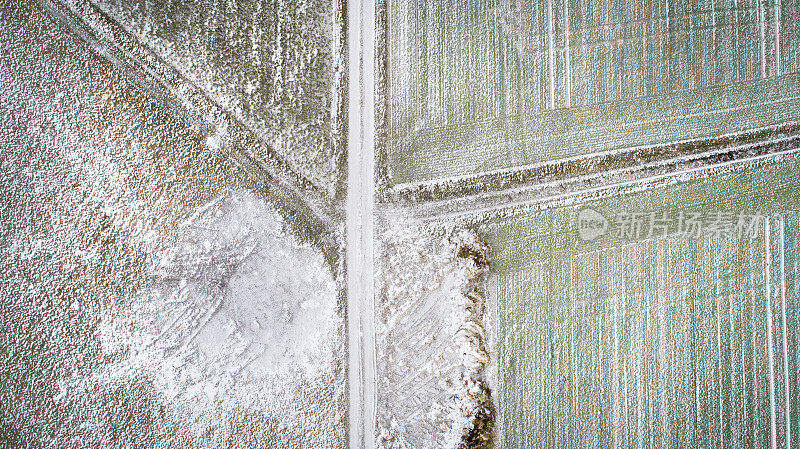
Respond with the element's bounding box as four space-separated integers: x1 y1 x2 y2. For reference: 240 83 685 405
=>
384 0 800 186
91 0 345 194
482 157 800 449
376 216 494 449
0 1 345 446
62 190 345 445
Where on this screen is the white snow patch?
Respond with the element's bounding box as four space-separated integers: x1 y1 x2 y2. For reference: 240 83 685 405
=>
66 190 340 435
376 216 492 449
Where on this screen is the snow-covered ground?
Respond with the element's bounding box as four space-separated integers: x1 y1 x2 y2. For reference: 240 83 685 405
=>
0 1 347 445
375 216 494 449
62 190 344 444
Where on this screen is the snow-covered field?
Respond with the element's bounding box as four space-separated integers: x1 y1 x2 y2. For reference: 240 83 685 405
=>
4 0 800 447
